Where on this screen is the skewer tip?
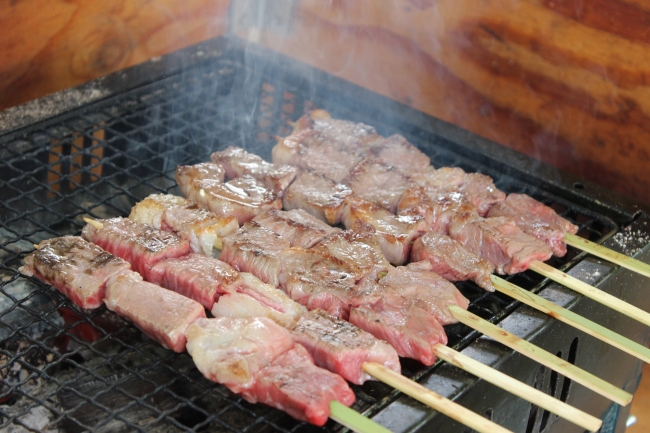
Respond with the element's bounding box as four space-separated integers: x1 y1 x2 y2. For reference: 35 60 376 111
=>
82 217 104 230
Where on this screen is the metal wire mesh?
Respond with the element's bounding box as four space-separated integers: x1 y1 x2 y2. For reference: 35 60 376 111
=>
0 52 618 432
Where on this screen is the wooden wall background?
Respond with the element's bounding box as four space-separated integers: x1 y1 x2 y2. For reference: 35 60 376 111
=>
2 0 650 205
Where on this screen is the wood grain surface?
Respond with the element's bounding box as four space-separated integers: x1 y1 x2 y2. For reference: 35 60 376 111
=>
254 0 650 205
0 0 229 111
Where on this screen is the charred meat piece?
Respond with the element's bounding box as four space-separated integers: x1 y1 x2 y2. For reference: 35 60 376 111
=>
411 231 495 291
342 197 427 265
220 221 291 287
282 171 353 225
20 236 132 309
449 215 553 274
345 158 416 213
365 134 431 175
487 194 579 257
185 317 295 393
210 146 299 197
176 162 281 225
349 299 447 366
147 253 239 309
214 272 307 328
252 209 339 248
273 113 379 182
129 193 238 255
379 261 470 323
81 217 190 278
243 344 355 426
291 309 400 385
105 271 205 352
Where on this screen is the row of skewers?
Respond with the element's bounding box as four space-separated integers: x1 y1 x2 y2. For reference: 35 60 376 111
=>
19 109 650 432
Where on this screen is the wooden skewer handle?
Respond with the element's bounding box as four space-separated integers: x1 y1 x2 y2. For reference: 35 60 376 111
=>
432 345 602 432
448 306 633 406
362 362 514 433
564 233 650 279
492 275 650 364
329 401 393 433
530 260 650 328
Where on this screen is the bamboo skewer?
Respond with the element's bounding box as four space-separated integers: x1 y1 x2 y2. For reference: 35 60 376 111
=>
362 363 513 433
492 275 650 364
431 346 602 432
564 233 650 279
329 401 393 433
449 306 633 406
529 260 650 327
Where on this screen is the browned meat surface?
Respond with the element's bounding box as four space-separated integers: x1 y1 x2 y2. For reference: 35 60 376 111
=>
175 161 225 188
220 221 291 287
460 173 506 216
365 134 431 174
176 162 281 224
20 236 132 309
342 197 427 265
411 231 495 291
147 253 239 309
282 171 353 225
210 146 299 197
398 188 478 235
411 166 465 195
291 309 400 384
242 344 355 426
345 158 416 213
81 217 190 278
105 271 205 352
253 209 339 248
449 215 553 274
129 193 238 256
487 194 578 257
272 113 379 182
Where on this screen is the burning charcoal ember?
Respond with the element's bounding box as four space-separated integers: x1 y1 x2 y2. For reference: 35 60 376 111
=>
342 197 427 265
411 231 495 291
252 209 339 249
460 173 506 216
220 221 290 287
217 272 307 327
176 163 282 225
312 229 393 283
105 272 205 352
365 134 431 175
20 236 132 309
487 194 579 257
379 261 470 324
291 309 401 385
210 146 300 196
449 215 554 274
345 158 417 213
273 113 380 182
282 171 353 225
82 218 190 278
184 317 295 394
129 193 238 256
349 299 447 366
147 253 239 309
241 344 355 426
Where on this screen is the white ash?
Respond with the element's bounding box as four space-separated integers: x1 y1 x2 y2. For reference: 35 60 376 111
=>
611 225 650 256
4 405 59 433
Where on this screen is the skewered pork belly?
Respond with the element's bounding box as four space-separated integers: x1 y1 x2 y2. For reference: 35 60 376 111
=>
105 271 205 352
345 158 416 213
411 231 495 291
487 193 579 257
176 162 281 224
220 220 291 287
252 208 339 248
81 217 191 277
342 197 427 265
129 193 238 255
185 317 355 426
282 170 353 225
20 236 132 309
210 146 300 197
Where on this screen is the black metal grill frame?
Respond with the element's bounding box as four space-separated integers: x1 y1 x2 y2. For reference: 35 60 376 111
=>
0 35 647 433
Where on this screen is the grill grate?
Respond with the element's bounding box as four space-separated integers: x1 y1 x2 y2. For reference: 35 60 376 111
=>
0 46 618 432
